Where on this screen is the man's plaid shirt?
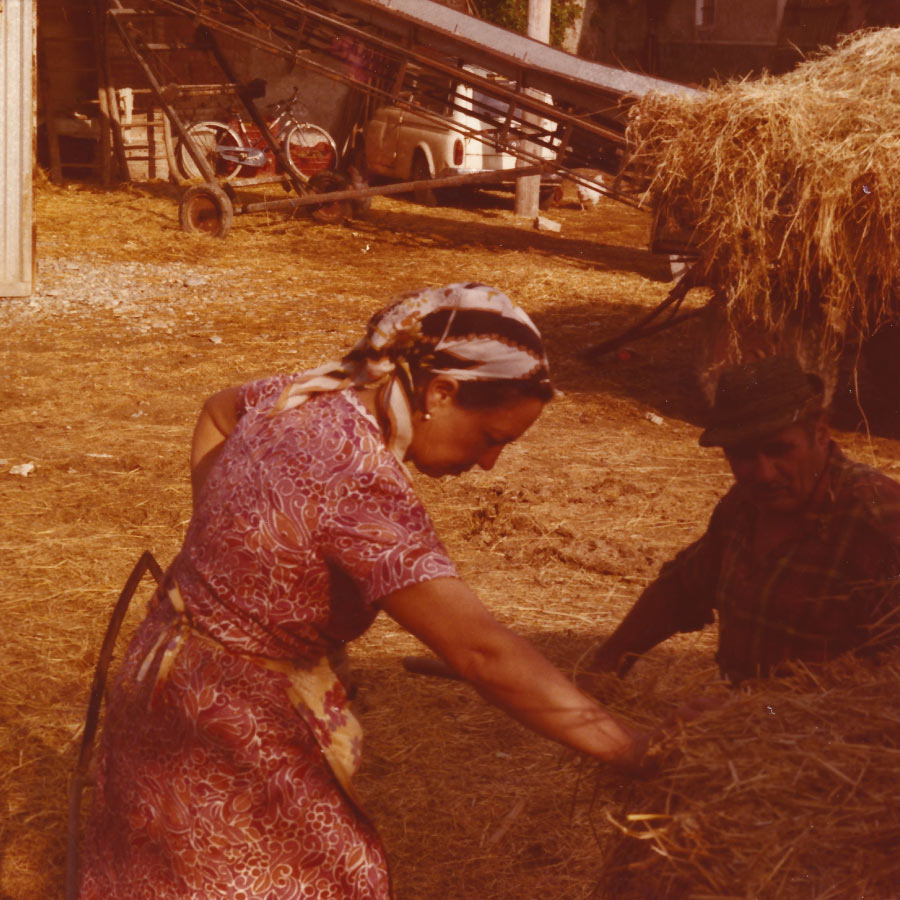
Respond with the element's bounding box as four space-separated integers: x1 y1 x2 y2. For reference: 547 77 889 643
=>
637 444 900 681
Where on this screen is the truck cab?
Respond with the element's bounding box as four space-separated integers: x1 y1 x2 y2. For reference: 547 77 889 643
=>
363 66 559 204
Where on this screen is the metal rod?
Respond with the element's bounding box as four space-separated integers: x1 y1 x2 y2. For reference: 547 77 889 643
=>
586 307 707 358
147 0 630 148
238 164 545 213
584 264 706 358
228 173 294 188
197 26 310 196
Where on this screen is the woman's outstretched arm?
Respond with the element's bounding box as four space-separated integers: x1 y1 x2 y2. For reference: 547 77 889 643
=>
381 577 649 770
189 385 241 507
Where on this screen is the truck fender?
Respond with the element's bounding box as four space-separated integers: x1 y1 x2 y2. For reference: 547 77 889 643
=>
405 143 436 179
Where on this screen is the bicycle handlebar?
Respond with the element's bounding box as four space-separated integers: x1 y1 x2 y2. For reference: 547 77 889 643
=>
269 86 308 119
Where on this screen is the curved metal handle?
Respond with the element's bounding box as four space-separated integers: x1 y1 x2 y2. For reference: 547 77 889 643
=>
65 551 164 900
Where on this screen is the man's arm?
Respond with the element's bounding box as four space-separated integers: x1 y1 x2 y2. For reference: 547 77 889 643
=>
585 530 721 678
190 385 242 507
587 576 704 676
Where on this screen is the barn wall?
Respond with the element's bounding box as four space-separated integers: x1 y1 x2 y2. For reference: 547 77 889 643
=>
575 0 896 85
1 0 35 298
38 0 97 118
662 0 786 43
573 0 786 82
576 0 648 73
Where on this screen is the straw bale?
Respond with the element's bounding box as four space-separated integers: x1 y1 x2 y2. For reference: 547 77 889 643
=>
626 28 900 361
591 650 900 899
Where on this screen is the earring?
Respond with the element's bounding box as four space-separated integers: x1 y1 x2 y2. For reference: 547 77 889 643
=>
423 412 431 421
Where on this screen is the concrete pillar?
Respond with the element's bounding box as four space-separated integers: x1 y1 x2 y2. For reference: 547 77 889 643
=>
514 0 550 218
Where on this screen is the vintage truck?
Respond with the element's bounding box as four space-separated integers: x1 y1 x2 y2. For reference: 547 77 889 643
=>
362 66 561 207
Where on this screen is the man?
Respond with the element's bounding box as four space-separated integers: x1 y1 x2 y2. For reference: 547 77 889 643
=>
586 355 900 684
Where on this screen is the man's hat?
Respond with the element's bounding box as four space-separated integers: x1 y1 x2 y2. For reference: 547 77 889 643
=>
699 356 825 448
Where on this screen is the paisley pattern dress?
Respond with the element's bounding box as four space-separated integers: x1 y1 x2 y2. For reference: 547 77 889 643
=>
79 378 457 900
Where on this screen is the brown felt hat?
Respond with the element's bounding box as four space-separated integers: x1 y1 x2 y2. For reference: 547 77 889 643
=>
699 356 825 448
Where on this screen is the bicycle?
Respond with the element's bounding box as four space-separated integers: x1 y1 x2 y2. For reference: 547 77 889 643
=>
176 87 339 182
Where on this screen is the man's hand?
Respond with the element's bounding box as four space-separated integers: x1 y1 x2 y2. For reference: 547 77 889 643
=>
576 646 640 695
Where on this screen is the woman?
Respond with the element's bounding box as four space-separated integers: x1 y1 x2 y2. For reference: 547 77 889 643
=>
79 283 649 900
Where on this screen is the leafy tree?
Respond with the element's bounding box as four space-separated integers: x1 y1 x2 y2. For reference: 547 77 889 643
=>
472 0 583 49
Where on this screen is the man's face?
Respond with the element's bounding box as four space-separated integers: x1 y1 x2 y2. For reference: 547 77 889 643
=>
723 417 830 514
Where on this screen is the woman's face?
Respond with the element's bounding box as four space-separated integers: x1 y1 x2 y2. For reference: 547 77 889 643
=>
406 378 545 478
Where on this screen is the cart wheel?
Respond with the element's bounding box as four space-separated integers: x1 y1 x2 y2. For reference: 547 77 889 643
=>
307 172 351 225
179 184 234 238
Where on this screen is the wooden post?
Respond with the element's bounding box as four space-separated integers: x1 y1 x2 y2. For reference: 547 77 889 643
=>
514 0 551 218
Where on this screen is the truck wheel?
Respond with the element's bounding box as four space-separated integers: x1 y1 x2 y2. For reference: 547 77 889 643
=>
179 184 233 238
411 152 437 207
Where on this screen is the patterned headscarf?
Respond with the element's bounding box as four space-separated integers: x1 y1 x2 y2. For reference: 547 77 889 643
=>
271 283 551 462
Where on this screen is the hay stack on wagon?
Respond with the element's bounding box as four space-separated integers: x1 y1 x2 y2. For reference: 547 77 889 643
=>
590 649 900 899
623 28 900 396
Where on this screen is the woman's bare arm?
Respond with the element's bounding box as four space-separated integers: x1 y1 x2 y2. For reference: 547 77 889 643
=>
190 385 242 507
381 577 647 769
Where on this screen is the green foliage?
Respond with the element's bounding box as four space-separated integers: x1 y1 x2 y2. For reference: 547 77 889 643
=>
473 0 583 49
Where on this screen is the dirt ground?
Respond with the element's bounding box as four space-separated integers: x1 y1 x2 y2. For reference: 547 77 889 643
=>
3 174 900 900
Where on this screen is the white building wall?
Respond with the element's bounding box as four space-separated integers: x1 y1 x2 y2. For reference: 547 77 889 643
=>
1 0 35 298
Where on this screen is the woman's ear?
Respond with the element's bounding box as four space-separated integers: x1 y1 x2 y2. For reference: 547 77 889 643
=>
422 375 459 415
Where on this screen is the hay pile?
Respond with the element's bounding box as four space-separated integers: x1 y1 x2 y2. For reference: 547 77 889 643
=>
626 28 900 356
591 651 900 899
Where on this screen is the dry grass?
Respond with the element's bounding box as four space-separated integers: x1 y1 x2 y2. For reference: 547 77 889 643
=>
591 651 900 900
626 27 900 363
1 172 899 900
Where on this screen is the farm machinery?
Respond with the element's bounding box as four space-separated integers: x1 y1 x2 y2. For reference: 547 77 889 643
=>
105 0 697 236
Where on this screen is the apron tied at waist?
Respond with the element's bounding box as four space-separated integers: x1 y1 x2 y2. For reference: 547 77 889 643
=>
134 578 364 804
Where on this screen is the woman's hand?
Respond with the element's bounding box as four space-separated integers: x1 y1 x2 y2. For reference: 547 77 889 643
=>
614 694 729 776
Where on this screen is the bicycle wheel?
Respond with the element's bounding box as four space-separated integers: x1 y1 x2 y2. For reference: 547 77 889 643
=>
282 123 339 179
176 121 242 181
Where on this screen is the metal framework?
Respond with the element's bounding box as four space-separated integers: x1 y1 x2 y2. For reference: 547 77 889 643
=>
107 0 699 236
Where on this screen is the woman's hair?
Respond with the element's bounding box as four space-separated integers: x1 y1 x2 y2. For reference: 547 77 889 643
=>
454 377 555 409
411 369 555 410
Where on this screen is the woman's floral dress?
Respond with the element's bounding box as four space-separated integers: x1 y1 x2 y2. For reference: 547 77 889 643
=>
79 377 457 900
